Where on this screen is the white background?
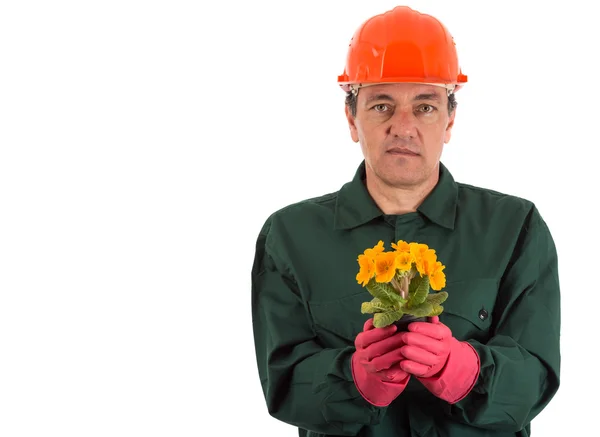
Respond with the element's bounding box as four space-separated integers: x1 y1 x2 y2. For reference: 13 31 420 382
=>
0 0 597 435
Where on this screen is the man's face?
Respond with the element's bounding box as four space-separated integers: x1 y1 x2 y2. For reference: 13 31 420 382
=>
345 83 455 189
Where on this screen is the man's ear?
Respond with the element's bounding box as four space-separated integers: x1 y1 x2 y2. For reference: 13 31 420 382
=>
444 110 456 144
345 105 359 143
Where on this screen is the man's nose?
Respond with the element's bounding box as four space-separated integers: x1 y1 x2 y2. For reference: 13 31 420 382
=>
388 109 417 138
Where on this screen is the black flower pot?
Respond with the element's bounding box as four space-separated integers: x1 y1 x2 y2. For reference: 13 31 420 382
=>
394 314 428 332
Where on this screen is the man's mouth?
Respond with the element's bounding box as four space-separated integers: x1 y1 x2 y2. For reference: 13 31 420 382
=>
387 148 419 156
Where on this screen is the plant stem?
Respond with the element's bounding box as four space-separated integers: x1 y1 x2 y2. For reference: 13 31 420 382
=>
401 275 409 300
391 275 409 300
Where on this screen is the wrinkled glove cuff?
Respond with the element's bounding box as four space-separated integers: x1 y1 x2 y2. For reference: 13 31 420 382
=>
417 338 480 404
351 355 410 407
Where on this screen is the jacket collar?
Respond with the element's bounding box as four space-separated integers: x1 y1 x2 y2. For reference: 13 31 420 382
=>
334 160 458 230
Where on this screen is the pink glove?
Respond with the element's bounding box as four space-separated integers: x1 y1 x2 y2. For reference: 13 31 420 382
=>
399 316 480 404
351 318 410 406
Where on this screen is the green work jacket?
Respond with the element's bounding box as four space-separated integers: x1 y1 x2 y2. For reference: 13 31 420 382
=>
251 161 560 437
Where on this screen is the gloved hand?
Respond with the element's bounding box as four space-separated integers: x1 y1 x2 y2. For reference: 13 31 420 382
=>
351 318 410 407
399 316 480 404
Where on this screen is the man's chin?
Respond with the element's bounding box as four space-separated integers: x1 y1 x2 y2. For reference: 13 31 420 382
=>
387 178 424 189
384 169 430 189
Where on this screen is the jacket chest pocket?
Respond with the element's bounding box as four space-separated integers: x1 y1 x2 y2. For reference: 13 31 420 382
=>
438 278 498 342
308 291 372 346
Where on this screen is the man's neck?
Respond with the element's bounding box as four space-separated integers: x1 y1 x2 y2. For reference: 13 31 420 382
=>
365 169 439 215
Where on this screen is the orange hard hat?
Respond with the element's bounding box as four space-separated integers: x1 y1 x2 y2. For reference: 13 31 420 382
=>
337 6 467 94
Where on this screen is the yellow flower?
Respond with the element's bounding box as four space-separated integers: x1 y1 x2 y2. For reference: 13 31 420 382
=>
430 261 446 290
415 249 437 276
375 252 398 283
364 240 385 259
391 240 411 253
356 254 376 286
410 242 433 264
395 251 412 272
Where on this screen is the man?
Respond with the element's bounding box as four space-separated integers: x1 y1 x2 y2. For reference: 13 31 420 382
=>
251 5 560 437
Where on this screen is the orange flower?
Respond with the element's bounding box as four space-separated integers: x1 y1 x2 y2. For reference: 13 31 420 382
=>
391 240 411 253
430 261 446 290
416 249 438 276
395 251 412 272
410 242 432 264
364 240 385 259
356 254 376 286
375 252 398 283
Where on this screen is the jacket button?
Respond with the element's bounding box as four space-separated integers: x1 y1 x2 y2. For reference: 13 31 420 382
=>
478 309 488 321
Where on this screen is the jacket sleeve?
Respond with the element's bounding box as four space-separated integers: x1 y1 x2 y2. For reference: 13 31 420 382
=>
251 222 385 435
445 206 561 432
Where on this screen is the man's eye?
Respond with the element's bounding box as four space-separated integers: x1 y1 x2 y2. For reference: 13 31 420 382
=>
419 105 435 113
373 104 389 112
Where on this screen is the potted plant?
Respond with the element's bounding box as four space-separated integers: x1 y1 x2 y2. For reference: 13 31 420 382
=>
356 240 448 330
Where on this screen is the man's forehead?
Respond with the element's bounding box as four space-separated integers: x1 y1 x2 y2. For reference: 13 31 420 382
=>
360 83 445 100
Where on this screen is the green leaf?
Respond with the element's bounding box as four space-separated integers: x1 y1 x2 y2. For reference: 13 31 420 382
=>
430 305 444 316
408 273 422 294
408 275 430 307
403 301 433 317
426 291 448 306
361 298 387 314
373 310 404 328
366 280 403 306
